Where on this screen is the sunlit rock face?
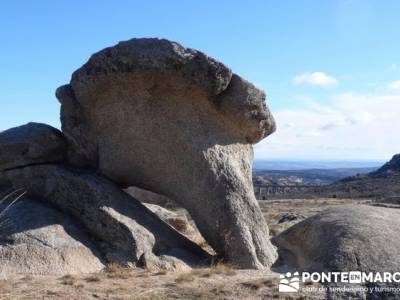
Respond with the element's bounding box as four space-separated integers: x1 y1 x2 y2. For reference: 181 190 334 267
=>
57 38 277 269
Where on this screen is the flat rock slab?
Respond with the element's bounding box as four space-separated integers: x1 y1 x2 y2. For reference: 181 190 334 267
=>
0 123 66 171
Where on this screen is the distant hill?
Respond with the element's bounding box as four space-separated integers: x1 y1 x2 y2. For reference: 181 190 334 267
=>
253 159 384 170
369 154 400 177
317 154 400 199
254 167 377 185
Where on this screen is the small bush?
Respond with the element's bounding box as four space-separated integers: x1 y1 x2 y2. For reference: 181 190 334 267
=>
105 262 131 279
241 279 264 290
61 275 77 285
211 263 237 276
175 272 195 283
85 274 101 282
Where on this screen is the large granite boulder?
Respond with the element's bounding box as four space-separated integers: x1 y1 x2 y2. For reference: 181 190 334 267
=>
56 38 277 269
273 205 400 299
0 123 66 171
4 164 210 270
0 193 104 276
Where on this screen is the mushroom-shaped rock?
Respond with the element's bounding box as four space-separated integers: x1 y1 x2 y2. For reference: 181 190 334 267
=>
0 122 66 171
57 38 277 269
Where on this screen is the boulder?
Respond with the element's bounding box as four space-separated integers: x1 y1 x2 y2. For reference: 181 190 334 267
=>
56 38 277 269
0 123 66 171
143 203 191 233
0 194 104 276
143 203 207 248
4 164 211 270
277 212 304 224
273 205 400 299
125 186 177 208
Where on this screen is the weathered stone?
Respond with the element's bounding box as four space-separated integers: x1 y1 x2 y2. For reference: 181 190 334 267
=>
125 186 178 208
0 193 104 276
4 164 211 269
56 38 277 269
273 205 400 299
143 203 191 233
0 123 66 171
277 212 304 224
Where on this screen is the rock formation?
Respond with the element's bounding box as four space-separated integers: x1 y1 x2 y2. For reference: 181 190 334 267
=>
0 38 278 274
56 38 277 269
0 190 104 276
0 122 66 171
273 205 400 299
0 123 211 275
4 164 210 268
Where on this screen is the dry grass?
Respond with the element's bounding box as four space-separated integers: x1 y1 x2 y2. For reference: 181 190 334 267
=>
104 262 132 279
0 189 27 232
261 198 367 236
154 269 168 276
241 278 274 290
1 199 346 299
210 262 237 276
84 274 101 282
0 280 9 295
61 275 77 286
175 263 237 283
3 266 325 299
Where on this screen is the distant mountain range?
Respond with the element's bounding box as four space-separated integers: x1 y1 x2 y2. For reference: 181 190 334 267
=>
253 159 384 170
322 154 400 199
254 167 378 185
254 155 400 200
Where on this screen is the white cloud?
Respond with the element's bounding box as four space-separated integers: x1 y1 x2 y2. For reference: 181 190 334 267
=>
293 72 338 88
390 64 397 70
387 80 400 90
255 92 400 160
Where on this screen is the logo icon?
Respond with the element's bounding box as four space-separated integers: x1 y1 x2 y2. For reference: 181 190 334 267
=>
279 272 300 293
349 271 362 283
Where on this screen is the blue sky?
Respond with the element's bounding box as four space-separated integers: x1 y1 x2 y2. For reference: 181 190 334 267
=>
1 0 399 160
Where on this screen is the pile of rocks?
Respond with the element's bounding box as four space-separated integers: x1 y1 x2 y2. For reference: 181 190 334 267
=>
0 38 277 275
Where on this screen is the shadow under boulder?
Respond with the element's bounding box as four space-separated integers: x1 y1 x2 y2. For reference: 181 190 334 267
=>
0 194 104 276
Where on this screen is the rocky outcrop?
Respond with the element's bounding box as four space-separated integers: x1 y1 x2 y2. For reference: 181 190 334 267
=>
0 194 104 276
56 38 277 269
0 123 66 171
273 205 400 299
4 164 211 270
